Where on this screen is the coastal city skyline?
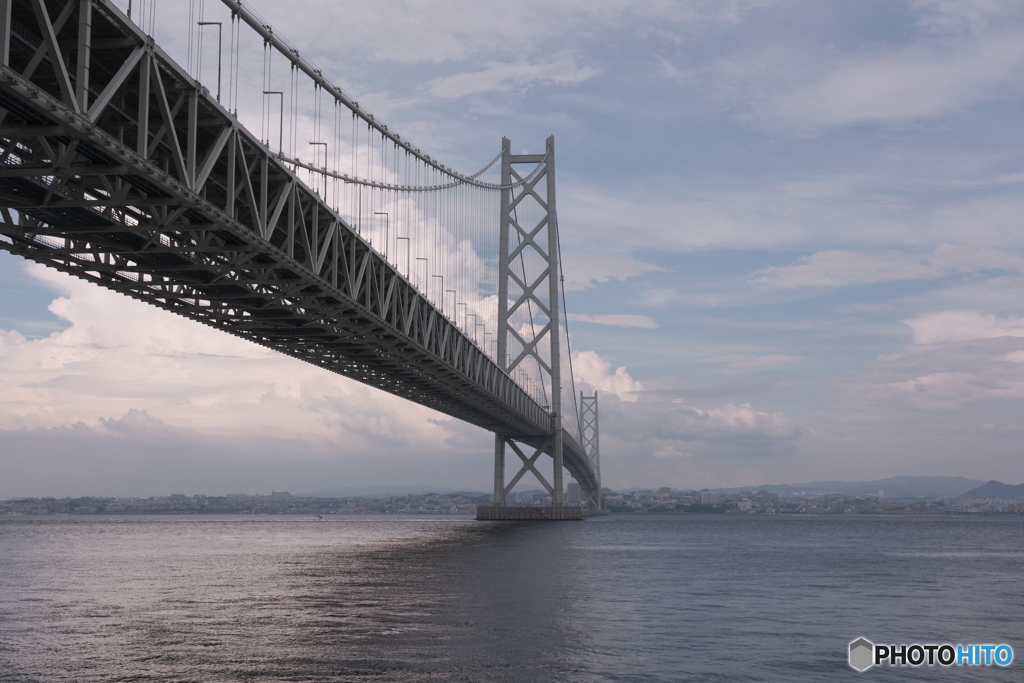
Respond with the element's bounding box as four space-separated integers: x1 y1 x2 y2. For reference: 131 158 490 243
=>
5 475 1022 516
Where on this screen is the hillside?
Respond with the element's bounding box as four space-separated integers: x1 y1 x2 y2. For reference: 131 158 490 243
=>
958 481 1024 499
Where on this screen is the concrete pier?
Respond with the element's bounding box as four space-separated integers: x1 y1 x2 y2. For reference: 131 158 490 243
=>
476 506 583 521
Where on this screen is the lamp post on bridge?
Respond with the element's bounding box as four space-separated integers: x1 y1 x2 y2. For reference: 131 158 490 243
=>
397 236 410 277
310 142 327 197
374 212 388 260
445 290 456 322
431 275 443 314
415 257 428 293
456 302 467 334
262 91 283 154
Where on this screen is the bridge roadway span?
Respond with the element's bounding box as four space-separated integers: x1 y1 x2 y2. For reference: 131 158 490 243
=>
0 0 598 498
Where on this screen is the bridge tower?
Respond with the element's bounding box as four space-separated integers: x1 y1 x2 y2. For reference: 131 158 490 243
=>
492 135 569 510
580 392 602 511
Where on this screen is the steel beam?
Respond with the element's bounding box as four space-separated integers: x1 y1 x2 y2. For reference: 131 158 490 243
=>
0 0 559 443
0 0 598 493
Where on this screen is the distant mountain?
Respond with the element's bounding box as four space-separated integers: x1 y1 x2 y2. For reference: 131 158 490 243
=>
716 476 985 499
958 481 1024 499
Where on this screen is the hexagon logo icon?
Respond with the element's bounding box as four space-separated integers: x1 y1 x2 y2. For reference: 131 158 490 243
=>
849 638 874 671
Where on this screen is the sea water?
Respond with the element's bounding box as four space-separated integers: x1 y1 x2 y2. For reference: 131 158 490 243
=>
1 515 1021 681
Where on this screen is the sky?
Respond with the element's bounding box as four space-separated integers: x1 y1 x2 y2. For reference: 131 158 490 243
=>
3 0 1024 497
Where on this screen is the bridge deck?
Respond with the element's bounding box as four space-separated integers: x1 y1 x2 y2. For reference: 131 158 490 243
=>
0 0 598 496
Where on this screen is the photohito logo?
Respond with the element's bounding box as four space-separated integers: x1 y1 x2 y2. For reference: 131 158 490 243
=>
849 638 1013 671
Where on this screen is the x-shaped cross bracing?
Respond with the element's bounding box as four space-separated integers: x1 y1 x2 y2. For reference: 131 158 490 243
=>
502 438 554 498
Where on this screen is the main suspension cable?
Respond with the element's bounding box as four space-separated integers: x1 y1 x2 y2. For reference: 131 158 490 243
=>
221 0 518 186
277 149 546 192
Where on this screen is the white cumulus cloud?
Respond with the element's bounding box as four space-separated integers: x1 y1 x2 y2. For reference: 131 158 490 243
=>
665 401 802 442
903 310 1024 344
571 350 645 402
0 264 452 448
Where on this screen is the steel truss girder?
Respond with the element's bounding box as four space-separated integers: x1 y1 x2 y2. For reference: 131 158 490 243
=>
0 0 583 448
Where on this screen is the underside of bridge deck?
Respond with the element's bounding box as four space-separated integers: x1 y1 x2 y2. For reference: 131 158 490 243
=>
0 0 599 503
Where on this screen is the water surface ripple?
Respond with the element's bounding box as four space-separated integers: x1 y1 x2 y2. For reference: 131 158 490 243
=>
1 515 1021 681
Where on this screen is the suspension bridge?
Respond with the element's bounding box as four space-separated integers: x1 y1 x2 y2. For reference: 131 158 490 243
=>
0 0 602 515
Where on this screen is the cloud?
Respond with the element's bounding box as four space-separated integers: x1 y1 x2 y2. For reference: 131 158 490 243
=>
571 350 644 402
835 334 1024 413
903 310 1024 344
559 251 665 291
652 443 692 459
980 421 1021 435
0 412 484 498
426 55 599 98
701 354 804 370
911 0 1024 37
23 0 1024 492
0 263 455 449
700 1 1024 133
663 401 801 443
753 244 1024 289
883 370 1015 407
98 408 199 442
201 0 752 66
765 33 1024 130
567 313 658 329
0 263 645 494
602 398 802 459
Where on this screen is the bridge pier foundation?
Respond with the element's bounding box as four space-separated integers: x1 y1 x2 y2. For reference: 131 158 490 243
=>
476 505 581 521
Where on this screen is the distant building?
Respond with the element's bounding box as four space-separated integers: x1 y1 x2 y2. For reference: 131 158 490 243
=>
657 487 672 496
701 491 721 505
566 482 582 504
271 491 292 499
738 499 753 511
